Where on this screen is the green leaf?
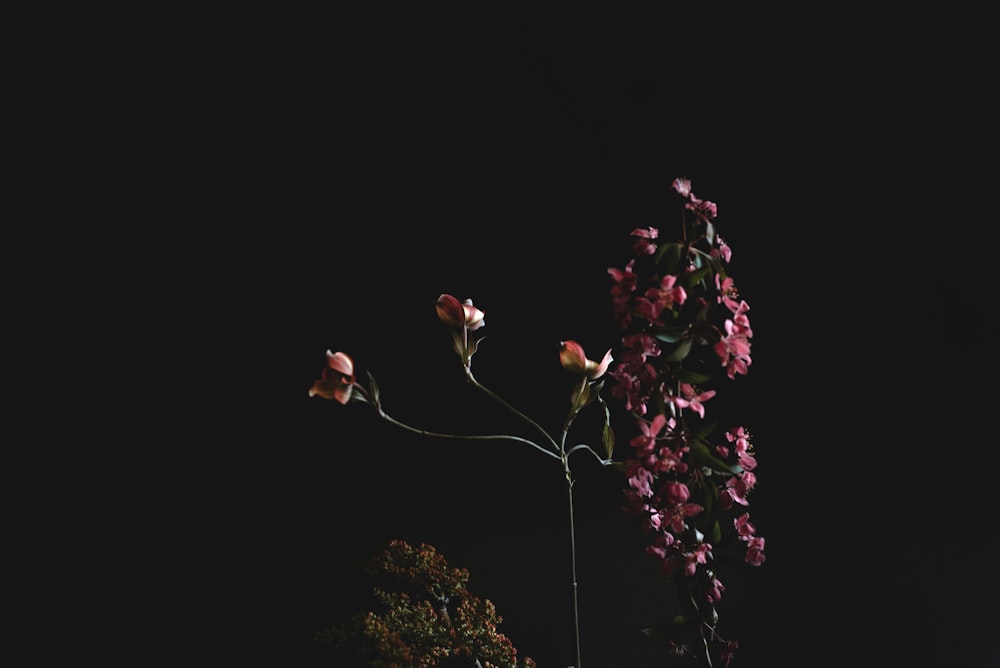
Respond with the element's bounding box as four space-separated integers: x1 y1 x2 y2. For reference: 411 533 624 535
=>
685 265 711 287
664 339 692 362
652 326 687 344
690 321 721 346
609 461 628 475
708 519 722 545
467 334 484 359
365 371 380 405
601 400 615 460
674 368 713 385
654 242 684 273
690 440 743 476
692 416 719 440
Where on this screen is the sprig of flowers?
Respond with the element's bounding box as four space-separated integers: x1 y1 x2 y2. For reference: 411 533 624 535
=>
609 178 763 666
309 177 764 667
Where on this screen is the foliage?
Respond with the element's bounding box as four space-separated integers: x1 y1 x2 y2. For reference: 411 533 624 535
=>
316 540 537 668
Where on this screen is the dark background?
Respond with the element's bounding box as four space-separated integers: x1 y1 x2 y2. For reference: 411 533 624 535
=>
164 11 998 668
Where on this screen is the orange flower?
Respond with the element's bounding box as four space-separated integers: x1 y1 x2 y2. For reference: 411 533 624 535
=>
308 350 355 404
559 340 613 379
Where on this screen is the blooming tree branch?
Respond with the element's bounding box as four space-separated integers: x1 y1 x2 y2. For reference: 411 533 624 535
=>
309 177 765 667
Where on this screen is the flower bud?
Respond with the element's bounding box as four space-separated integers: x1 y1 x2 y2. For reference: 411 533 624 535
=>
559 340 613 379
436 294 486 330
308 350 355 404
664 481 690 505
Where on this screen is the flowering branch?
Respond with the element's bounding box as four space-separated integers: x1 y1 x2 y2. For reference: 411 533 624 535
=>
309 177 765 667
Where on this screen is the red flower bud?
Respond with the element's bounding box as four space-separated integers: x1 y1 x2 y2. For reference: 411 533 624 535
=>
436 294 486 330
559 340 613 379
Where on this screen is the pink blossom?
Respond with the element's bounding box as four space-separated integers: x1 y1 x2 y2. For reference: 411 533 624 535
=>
720 640 739 667
609 368 649 415
627 467 655 497
629 226 659 255
435 293 486 330
712 236 732 264
705 573 725 603
635 274 687 326
683 543 711 576
745 536 766 566
653 444 688 475
608 259 638 328
723 471 756 507
559 340 613 379
660 482 703 532
714 318 752 379
308 350 356 405
677 383 716 419
629 413 670 457
671 177 692 197
715 274 741 314
686 196 718 219
734 512 756 540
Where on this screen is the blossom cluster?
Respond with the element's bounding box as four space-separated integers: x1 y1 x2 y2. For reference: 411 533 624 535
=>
610 178 764 662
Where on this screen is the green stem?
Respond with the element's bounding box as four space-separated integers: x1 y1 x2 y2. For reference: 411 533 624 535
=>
468 375 561 455
377 412 560 461
566 471 582 668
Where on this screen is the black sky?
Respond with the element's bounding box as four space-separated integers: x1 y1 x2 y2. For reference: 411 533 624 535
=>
183 13 999 668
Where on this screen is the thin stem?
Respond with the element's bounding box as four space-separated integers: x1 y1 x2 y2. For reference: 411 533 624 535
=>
565 443 611 465
468 376 561 455
377 411 561 461
566 471 582 668
688 589 714 668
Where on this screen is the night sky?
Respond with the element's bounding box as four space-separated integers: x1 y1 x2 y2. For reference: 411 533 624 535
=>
192 13 997 668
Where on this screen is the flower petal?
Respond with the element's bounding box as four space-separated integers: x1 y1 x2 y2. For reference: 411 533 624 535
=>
326 350 354 376
435 294 466 328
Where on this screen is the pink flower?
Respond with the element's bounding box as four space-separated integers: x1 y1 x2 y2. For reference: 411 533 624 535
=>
627 467 654 497
608 259 639 328
683 543 711 576
629 226 659 255
705 573 725 603
712 235 732 264
734 512 756 540
714 318 752 379
745 536 766 566
686 196 718 219
308 350 356 404
629 413 670 457
671 177 692 197
559 340 613 379
435 294 486 330
727 426 758 471
661 482 703 532
721 640 739 667
671 382 716 419
723 471 756 507
634 274 687 326
715 274 742 315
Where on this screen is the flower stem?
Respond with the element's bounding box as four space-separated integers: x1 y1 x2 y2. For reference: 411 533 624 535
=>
376 411 561 461
469 376 561 455
566 471 582 668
